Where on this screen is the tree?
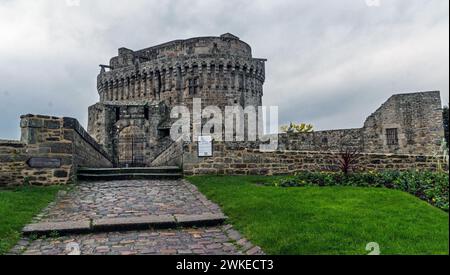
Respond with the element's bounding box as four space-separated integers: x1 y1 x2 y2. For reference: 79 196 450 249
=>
280 122 314 133
444 105 449 146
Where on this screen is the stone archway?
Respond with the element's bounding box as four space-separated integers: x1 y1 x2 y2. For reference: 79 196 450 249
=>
118 126 146 167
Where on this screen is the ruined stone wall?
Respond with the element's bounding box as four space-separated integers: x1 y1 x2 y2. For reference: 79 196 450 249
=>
183 142 441 176
0 115 112 187
363 91 444 154
279 91 445 155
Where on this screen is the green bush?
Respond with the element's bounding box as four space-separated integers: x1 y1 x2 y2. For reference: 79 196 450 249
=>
272 171 449 211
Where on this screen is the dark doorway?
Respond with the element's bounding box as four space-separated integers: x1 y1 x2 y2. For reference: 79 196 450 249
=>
118 126 146 167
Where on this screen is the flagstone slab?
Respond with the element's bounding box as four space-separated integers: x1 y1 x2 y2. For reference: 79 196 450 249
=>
23 221 91 236
175 213 228 227
92 215 176 232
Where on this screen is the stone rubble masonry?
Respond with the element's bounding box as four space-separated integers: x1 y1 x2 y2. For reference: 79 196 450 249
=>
278 91 445 155
0 115 113 187
363 91 444 155
180 91 446 175
183 142 442 176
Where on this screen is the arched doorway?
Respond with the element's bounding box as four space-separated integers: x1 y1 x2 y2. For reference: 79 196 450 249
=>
118 126 146 167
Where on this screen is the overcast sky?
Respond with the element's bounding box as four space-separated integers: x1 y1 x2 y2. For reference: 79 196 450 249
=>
0 0 448 140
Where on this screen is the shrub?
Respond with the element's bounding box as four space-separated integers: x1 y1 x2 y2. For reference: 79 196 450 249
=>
271 171 449 211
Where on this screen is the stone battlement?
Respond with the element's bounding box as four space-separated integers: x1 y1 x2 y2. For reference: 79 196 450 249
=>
111 33 253 68
96 33 265 109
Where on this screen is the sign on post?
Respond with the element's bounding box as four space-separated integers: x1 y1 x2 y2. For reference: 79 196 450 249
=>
198 136 213 157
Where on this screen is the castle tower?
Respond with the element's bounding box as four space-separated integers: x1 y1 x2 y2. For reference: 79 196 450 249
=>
88 34 267 167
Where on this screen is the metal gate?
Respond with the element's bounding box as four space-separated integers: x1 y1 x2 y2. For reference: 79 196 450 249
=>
118 127 146 167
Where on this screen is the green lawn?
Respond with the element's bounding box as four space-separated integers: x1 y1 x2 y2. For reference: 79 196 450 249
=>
188 176 449 255
0 185 62 254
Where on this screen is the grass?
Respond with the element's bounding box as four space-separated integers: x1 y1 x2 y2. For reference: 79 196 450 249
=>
0 185 63 254
188 175 449 255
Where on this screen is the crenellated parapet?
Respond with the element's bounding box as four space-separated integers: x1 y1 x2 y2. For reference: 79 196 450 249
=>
96 34 266 108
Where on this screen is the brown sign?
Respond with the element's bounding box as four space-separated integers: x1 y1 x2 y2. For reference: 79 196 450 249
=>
27 158 61 168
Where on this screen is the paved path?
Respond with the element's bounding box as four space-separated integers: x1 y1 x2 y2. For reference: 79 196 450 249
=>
11 179 264 255
33 180 222 222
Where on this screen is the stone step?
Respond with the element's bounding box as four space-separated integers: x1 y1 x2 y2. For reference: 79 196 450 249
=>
22 214 227 237
77 173 183 181
77 166 182 175
77 166 183 181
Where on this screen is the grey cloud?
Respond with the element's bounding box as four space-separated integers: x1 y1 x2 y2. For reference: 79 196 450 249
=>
0 0 448 139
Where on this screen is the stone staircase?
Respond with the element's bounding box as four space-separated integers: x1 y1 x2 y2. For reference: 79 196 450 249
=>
77 166 183 181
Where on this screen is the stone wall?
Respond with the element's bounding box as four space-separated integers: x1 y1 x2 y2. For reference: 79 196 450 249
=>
0 141 29 186
363 91 444 154
88 102 173 167
278 91 445 155
63 117 113 168
151 138 184 167
278 128 363 152
183 142 441 176
0 115 112 187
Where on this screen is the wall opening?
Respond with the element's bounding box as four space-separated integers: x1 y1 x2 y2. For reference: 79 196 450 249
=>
386 128 399 146
144 106 149 120
118 126 146 167
115 107 120 122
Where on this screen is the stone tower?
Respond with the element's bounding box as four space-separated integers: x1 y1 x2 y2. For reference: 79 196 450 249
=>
88 33 267 167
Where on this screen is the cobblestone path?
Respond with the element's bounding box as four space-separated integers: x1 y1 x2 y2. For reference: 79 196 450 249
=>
33 180 222 222
11 179 264 255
